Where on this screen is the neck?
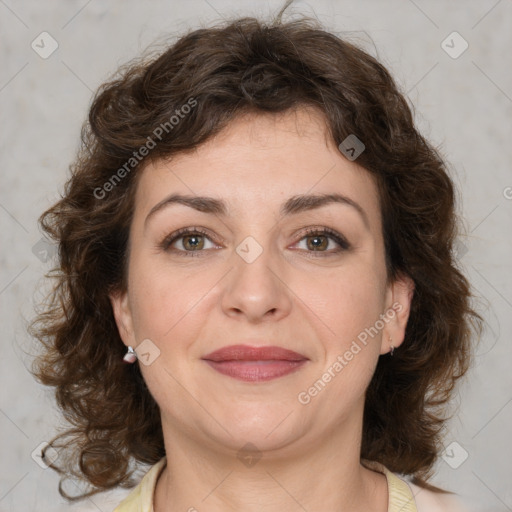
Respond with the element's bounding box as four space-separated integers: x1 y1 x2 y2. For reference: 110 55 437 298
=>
154 410 388 512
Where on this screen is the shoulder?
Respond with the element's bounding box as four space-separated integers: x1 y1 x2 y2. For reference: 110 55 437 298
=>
113 458 167 512
362 459 470 512
408 481 471 512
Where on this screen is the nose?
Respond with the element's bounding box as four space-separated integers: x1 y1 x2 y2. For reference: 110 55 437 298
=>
221 239 292 324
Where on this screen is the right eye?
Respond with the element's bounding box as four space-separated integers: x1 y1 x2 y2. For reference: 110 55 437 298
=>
159 227 221 256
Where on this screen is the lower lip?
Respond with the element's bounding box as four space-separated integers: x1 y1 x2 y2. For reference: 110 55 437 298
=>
203 360 308 382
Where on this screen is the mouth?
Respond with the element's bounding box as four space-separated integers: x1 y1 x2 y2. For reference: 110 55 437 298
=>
201 344 309 382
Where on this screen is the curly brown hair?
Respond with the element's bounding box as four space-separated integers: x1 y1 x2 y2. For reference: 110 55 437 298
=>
29 5 483 501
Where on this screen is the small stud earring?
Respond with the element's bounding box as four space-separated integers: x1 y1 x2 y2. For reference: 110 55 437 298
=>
123 346 137 363
389 337 395 356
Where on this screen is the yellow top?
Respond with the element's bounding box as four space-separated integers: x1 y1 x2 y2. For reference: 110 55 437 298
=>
113 457 418 512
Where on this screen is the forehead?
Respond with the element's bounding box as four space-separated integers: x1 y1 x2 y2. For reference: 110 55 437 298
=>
134 107 381 229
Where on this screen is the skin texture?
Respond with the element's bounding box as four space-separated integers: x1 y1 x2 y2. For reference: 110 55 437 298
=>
110 107 415 512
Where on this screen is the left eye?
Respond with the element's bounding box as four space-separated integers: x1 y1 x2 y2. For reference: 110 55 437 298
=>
293 229 350 254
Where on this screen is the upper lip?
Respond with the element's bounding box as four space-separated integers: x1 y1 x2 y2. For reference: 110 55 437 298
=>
202 344 308 362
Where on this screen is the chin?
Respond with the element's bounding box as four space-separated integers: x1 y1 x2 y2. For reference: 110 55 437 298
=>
207 404 305 451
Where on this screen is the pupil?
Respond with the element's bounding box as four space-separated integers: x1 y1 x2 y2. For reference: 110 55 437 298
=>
185 235 202 250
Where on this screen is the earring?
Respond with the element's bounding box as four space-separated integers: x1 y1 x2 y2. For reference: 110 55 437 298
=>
389 337 395 356
123 346 137 363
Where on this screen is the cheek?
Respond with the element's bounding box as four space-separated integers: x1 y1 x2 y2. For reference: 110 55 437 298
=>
127 254 215 344
299 269 386 407
297 263 387 345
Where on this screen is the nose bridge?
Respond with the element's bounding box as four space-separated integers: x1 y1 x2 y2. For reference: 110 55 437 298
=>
221 230 291 321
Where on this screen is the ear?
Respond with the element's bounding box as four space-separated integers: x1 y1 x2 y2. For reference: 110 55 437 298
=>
380 273 415 355
109 289 137 348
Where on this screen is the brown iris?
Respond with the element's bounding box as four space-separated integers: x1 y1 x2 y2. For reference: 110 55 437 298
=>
182 234 205 251
306 234 328 251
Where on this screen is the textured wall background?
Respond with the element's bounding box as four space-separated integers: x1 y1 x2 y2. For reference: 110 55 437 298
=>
1 1 511 511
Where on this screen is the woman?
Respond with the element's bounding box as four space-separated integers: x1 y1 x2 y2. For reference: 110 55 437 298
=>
30 4 482 512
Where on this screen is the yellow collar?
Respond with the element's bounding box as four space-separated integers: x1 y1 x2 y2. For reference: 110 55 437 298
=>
114 457 417 512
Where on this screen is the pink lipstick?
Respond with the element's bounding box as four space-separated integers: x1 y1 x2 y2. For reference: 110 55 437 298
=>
202 344 308 382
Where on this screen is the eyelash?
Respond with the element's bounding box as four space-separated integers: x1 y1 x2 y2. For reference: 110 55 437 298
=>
159 226 351 258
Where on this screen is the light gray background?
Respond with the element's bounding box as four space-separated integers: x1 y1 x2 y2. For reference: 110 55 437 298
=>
1 1 511 511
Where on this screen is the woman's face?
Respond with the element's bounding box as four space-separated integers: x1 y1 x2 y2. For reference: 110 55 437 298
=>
111 107 414 455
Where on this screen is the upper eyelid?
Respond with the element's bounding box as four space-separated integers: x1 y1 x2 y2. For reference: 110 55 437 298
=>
161 227 218 247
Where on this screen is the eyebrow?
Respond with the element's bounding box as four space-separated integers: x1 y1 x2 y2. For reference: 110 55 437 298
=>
144 192 370 230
